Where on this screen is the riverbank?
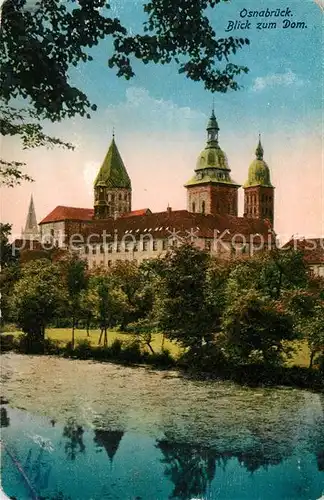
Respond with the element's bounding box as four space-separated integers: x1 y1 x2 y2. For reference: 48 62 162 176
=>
1 334 323 392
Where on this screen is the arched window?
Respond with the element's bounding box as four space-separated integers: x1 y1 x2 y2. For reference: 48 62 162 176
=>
192 202 196 213
202 201 205 214
119 193 122 201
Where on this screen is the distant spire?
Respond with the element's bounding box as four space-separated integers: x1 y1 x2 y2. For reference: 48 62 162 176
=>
22 195 39 240
112 127 115 139
255 134 264 160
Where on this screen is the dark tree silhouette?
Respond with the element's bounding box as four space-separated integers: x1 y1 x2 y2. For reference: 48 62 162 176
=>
62 420 85 461
156 439 217 500
0 407 10 427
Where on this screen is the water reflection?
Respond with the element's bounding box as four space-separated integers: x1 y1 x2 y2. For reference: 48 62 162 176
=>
1 407 10 427
62 419 85 461
1 354 323 499
157 439 217 500
93 429 124 463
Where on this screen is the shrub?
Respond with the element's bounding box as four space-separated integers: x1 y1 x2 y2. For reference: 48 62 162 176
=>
148 349 175 368
74 339 92 359
110 338 123 356
120 340 143 364
0 334 17 352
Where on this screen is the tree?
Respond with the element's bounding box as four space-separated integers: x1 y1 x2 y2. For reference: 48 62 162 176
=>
11 259 68 350
0 223 18 268
221 288 296 366
61 255 88 348
1 0 249 184
88 272 128 346
284 289 324 368
155 244 215 350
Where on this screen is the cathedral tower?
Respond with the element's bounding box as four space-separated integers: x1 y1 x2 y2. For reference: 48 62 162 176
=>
22 195 39 240
243 136 275 226
184 110 240 216
94 134 132 219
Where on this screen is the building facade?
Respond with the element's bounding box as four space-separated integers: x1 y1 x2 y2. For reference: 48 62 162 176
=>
34 112 278 269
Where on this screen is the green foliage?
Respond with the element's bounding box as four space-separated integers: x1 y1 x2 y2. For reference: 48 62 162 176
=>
60 255 89 346
10 259 68 349
155 244 214 349
1 0 248 121
222 289 295 366
0 223 17 267
1 0 249 186
74 339 92 359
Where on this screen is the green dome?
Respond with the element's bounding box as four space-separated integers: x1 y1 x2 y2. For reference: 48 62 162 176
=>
244 159 273 187
196 145 228 171
185 110 239 187
244 137 273 187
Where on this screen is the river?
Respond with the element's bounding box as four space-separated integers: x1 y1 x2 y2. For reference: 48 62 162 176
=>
1 353 323 499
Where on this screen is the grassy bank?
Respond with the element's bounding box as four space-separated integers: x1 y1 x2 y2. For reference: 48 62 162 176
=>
1 330 322 391
2 327 311 367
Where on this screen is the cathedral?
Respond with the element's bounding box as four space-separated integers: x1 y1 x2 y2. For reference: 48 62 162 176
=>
23 111 277 268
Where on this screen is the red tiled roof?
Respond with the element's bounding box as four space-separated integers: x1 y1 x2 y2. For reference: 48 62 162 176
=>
39 206 94 224
120 208 152 217
72 210 272 244
282 238 324 264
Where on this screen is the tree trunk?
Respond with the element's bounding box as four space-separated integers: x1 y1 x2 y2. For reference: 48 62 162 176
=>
309 349 315 369
161 334 165 350
146 342 155 354
72 315 75 349
104 326 108 348
98 328 103 345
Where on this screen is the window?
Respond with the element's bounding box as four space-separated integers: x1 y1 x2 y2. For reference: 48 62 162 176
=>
111 194 115 202
162 239 168 250
192 202 196 213
134 242 138 252
116 242 121 252
202 201 205 214
124 194 128 201
92 246 96 255
100 245 104 254
100 260 104 266
85 245 89 254
108 244 112 253
153 240 157 251
108 260 112 267
143 240 149 251
119 193 122 200
171 239 178 248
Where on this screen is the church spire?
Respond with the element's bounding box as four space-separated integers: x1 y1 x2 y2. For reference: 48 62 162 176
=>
22 195 39 240
206 108 219 145
255 134 264 160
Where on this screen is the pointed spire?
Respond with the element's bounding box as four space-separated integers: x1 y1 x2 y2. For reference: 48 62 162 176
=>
22 195 39 240
94 137 131 189
206 107 219 145
255 134 264 160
